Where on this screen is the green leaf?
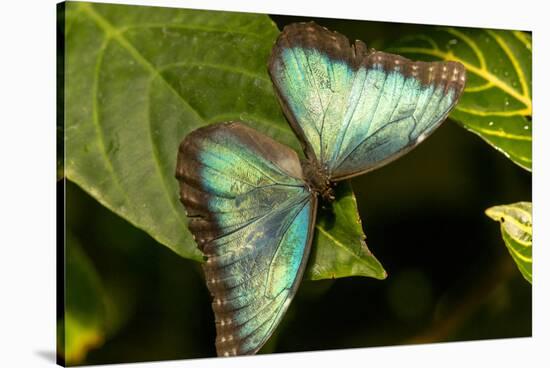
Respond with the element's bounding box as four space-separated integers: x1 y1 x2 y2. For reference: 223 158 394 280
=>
57 3 65 180
64 2 291 261
59 232 106 364
64 2 384 280
305 182 387 281
390 28 532 171
486 202 532 283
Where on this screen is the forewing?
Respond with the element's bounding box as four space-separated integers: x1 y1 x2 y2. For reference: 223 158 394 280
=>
175 122 317 356
269 22 466 180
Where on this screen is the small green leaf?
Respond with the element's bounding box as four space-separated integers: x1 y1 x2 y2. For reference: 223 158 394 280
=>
64 2 385 280
305 182 387 281
486 202 532 283
391 28 532 171
59 232 106 364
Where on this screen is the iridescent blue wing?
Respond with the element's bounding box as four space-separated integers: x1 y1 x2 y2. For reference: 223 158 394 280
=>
269 22 466 180
175 122 317 356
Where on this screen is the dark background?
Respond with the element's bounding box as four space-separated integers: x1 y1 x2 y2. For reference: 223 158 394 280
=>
64 14 532 365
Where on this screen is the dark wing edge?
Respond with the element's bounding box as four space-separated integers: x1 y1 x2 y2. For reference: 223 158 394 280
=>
175 121 318 356
268 21 368 163
332 53 466 181
268 22 467 181
227 196 318 355
332 52 466 181
175 121 305 245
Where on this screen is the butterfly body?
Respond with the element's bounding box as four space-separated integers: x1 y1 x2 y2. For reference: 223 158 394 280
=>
299 155 335 201
176 22 466 356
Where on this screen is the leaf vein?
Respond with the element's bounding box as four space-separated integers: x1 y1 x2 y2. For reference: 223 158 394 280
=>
455 105 531 117
147 76 191 231
315 225 373 270
464 82 493 92
90 36 132 209
158 61 272 85
120 23 271 41
391 46 532 111
81 2 205 122
446 28 486 69
486 30 530 101
472 126 532 141
512 31 532 52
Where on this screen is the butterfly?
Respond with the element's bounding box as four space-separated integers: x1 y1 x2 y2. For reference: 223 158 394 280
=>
175 22 466 356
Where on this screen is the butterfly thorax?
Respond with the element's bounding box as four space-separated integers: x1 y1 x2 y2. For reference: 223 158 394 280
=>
300 156 335 202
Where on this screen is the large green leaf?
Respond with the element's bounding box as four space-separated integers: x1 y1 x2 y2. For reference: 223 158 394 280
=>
59 231 106 364
64 2 383 280
391 28 532 171
306 182 387 280
57 3 66 180
486 202 532 283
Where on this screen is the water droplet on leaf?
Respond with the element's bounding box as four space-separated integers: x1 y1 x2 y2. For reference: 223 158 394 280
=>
445 39 458 50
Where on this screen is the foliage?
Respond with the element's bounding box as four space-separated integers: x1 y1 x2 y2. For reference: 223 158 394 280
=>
60 3 533 364
63 2 383 280
486 202 532 283
391 28 533 282
391 28 532 171
59 231 106 364
306 182 386 280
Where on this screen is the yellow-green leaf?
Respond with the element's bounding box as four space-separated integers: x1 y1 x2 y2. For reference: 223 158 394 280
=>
486 202 532 283
391 28 532 171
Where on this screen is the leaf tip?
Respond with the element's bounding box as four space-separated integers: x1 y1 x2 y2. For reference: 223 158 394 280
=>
484 206 502 222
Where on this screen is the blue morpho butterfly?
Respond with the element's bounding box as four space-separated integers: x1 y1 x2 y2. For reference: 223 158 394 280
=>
175 22 466 356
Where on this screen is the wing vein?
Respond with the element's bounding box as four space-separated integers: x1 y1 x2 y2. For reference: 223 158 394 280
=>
334 67 389 169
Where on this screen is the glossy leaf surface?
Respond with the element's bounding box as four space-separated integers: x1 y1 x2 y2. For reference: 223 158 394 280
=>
486 202 532 283
391 28 532 170
64 2 383 280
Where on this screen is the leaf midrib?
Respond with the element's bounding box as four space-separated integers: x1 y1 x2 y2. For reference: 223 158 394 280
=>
74 3 298 259
80 3 204 121
80 3 295 142
76 3 199 253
